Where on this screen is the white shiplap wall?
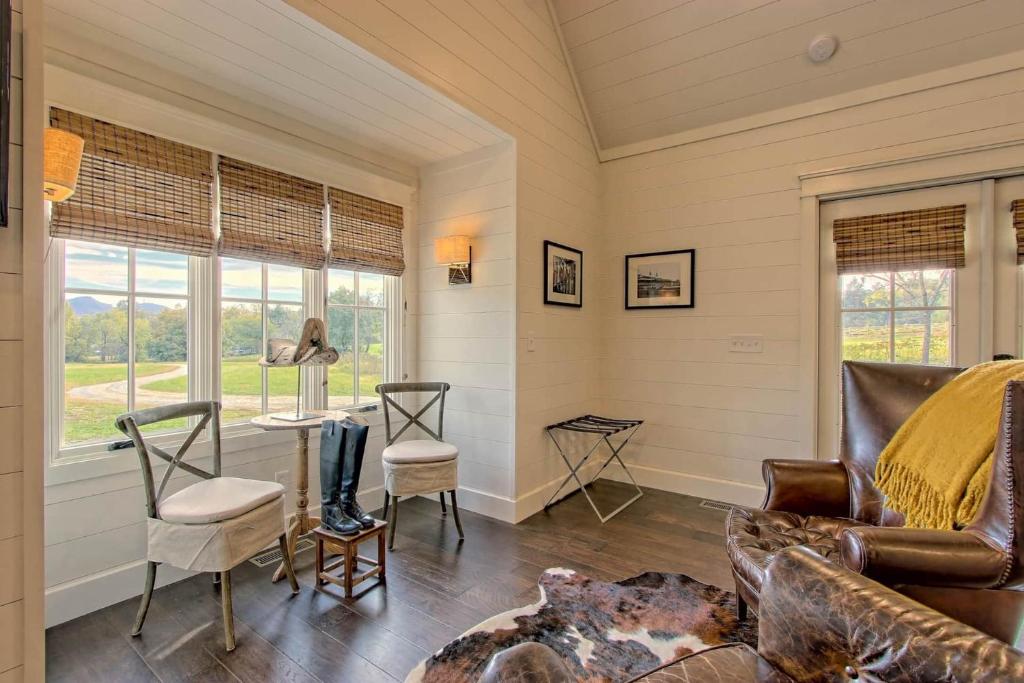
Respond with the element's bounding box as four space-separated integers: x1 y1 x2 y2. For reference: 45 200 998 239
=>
1 0 26 678
289 0 605 520
598 63 1024 505
416 142 516 514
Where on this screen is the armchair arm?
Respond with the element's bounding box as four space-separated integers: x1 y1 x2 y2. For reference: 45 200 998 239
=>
840 526 1007 588
761 459 849 517
759 547 1024 682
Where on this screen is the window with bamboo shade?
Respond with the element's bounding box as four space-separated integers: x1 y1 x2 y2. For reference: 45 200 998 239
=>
832 204 966 274
48 108 215 256
328 187 405 277
1012 199 1024 264
217 157 326 270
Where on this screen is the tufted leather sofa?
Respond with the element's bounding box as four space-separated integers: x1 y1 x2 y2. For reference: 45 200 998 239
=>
727 361 1024 647
478 547 1024 682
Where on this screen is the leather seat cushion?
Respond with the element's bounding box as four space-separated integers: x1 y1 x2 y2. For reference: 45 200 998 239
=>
727 507 868 592
159 477 285 524
382 439 458 464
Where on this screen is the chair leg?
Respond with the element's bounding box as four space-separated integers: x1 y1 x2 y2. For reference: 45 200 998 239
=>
449 489 464 540
439 492 447 516
278 534 300 595
388 495 399 550
382 491 390 520
221 570 235 652
130 561 158 637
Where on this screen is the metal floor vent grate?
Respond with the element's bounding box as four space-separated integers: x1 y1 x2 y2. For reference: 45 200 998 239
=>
249 537 315 568
699 499 733 513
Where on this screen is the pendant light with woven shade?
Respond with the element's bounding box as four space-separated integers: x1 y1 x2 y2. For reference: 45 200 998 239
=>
43 127 84 202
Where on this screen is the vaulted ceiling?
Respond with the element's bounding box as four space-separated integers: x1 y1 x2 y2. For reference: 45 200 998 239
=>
552 0 1024 155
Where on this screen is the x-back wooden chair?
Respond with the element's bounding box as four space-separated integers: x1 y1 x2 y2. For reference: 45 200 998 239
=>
116 401 299 651
376 382 464 549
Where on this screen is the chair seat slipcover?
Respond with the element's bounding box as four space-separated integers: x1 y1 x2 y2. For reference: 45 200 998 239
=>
148 496 286 572
382 439 458 464
158 476 285 524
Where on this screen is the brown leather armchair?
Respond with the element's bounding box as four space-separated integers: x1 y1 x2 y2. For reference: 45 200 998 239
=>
726 361 1024 646
479 547 1024 682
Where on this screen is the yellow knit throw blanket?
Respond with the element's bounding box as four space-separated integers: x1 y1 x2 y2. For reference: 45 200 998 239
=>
875 360 1024 529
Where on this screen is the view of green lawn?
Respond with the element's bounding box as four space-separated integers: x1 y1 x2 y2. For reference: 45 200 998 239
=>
842 323 950 364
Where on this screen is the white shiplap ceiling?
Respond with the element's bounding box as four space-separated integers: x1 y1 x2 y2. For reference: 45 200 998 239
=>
43 0 505 168
552 0 1024 155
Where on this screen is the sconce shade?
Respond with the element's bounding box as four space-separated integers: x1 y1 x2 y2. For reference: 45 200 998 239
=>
43 128 85 202
434 234 471 264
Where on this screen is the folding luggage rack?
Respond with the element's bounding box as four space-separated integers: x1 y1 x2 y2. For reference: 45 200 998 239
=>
544 414 644 523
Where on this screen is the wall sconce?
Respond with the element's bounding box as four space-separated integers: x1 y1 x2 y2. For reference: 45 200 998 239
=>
434 235 472 285
43 128 84 202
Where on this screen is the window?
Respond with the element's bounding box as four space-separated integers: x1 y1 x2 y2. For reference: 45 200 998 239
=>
325 268 388 408
220 258 305 423
840 269 953 366
61 240 190 447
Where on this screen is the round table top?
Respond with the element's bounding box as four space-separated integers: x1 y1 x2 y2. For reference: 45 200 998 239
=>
250 410 353 431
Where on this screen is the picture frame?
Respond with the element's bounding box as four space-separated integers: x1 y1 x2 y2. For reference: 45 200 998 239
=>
543 240 583 308
624 249 695 309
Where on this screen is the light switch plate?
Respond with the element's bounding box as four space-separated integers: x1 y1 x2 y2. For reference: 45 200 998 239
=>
729 334 763 353
527 332 536 352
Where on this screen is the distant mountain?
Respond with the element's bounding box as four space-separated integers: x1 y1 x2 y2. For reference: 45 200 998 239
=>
68 296 111 315
137 302 168 315
67 296 167 316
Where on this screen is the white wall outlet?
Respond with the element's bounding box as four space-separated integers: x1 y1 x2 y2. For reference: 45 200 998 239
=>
275 470 290 487
527 332 536 352
729 334 764 353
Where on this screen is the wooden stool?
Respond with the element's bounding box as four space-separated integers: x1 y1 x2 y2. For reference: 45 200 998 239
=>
313 521 387 598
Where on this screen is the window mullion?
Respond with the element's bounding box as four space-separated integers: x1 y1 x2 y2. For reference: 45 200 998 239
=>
127 249 136 411
353 274 361 406
262 264 269 416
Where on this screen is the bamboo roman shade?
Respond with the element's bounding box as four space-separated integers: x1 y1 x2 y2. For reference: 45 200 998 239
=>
1012 200 1024 264
328 188 405 276
832 204 966 274
217 157 325 269
48 108 215 256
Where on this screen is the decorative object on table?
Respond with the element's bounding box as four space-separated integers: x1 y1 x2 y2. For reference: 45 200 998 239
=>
116 401 300 652
625 249 695 309
319 418 374 535
543 240 583 307
249 410 356 583
406 567 756 683
377 382 463 550
261 317 339 421
0 0 8 226
314 520 387 598
43 128 85 203
434 234 472 285
545 415 643 523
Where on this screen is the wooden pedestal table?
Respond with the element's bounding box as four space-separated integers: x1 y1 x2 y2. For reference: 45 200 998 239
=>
314 521 387 598
250 410 352 583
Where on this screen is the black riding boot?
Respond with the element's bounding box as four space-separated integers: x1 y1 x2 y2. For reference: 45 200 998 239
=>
320 420 361 535
339 418 374 529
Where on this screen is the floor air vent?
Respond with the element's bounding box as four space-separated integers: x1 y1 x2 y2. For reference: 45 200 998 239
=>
699 499 733 513
249 537 315 568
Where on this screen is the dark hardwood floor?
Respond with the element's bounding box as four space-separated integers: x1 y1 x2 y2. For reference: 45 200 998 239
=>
45 482 734 682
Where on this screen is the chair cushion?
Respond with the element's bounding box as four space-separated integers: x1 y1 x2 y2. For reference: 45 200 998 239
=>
382 439 458 464
726 507 868 593
159 477 285 524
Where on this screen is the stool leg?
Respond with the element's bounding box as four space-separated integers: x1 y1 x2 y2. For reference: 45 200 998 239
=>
388 495 399 550
382 491 390 520
439 492 447 516
278 534 300 595
130 561 157 637
449 489 464 541
378 528 386 582
221 570 235 652
344 542 354 598
316 536 325 586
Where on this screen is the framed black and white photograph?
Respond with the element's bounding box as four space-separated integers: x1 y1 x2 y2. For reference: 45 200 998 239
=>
544 240 583 307
624 249 695 309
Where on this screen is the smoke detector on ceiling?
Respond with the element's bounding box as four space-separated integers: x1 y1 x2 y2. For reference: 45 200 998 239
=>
807 34 838 63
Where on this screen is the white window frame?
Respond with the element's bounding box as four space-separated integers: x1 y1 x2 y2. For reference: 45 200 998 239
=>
837 269 957 366
43 71 414 486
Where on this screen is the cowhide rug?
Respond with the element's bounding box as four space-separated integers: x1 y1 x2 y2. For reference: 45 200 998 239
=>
407 568 757 683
